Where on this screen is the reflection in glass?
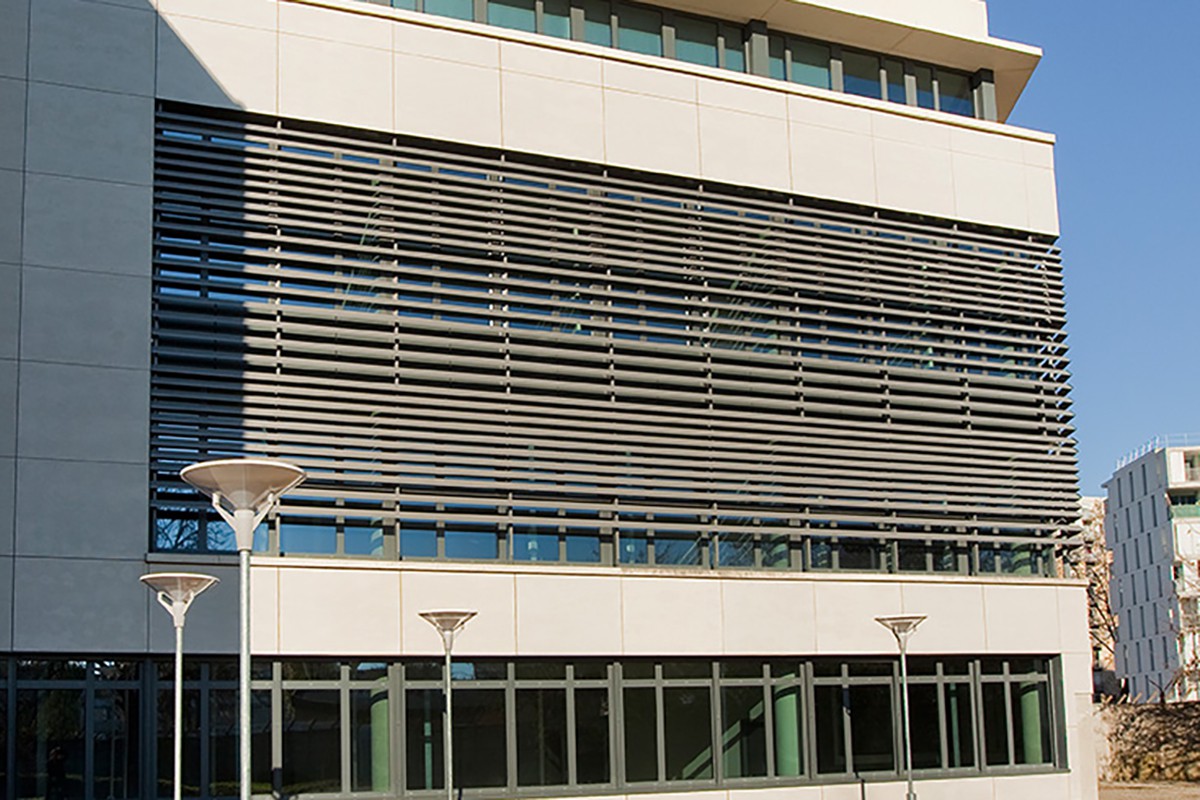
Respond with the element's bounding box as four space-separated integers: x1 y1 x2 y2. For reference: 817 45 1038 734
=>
95 689 139 800
616 5 662 56
915 65 935 109
542 0 571 38
157 689 200 797
279 522 337 555
618 530 648 564
282 690 341 794
444 525 499 560
513 528 558 562
655 532 702 566
664 687 713 780
721 25 746 72
575 689 611 784
908 684 940 769
715 532 755 568
517 689 568 786
814 685 845 774
675 16 718 67
772 682 804 776
790 40 830 89
351 688 391 791
210 690 271 796
884 58 906 104
488 0 536 32
767 36 786 81
944 682 975 768
1011 681 1051 764
982 682 1009 765
722 686 767 778
424 0 474 21
565 530 602 563
405 690 444 790
454 690 507 787
848 685 894 772
17 689 85 800
583 0 612 46
623 687 658 782
842 50 881 99
937 71 974 117
344 525 386 557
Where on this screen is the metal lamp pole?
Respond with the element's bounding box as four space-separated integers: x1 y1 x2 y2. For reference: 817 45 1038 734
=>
143 573 220 800
182 459 306 800
875 614 927 800
419 610 477 800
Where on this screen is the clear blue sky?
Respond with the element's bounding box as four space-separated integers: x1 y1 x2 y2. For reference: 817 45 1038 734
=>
987 1 1200 495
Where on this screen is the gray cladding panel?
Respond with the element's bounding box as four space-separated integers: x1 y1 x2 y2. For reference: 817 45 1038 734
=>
0 77 26 171
15 459 148 558
17 361 149 463
0 169 22 264
0 263 17 359
0 459 13 556
28 0 155 97
0 0 29 80
20 265 151 369
22 174 152 275
25 82 153 185
13 556 145 651
0 359 14 458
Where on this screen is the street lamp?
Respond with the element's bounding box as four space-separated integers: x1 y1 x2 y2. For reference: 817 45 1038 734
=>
143 572 219 800
182 458 306 800
419 610 477 800
875 614 926 800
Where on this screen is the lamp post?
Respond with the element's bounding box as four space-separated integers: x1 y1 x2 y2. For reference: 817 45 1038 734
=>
419 610 477 800
875 614 926 800
181 459 306 800
142 572 219 800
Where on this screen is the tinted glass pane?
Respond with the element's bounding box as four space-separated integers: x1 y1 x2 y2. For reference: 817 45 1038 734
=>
515 662 565 680
542 0 571 38
675 16 718 67
944 682 975 768
279 522 336 555
655 532 702 566
455 690 507 787
514 529 559 561
623 687 658 782
814 685 846 774
664 687 712 780
914 65 935 108
848 685 894 772
156 513 199 551
762 535 790 569
908 684 940 769
576 689 612 784
95 689 139 800
158 689 199 798
208 519 268 553
17 690 85 800
982 683 1009 765
722 686 767 778
392 0 418 8
842 50 881 99
838 539 880 571
351 688 391 792
400 525 437 558
662 661 709 679
583 0 612 46
938 70 974 117
809 537 833 569
425 0 474 20
884 58 906 104
1011 681 1052 764
715 532 755 567
517 689 568 786
767 35 785 80
618 531 648 564
444 526 499 559
616 5 662 56
344 526 386 556
772 683 804 777
488 0 536 31
898 543 927 572
565 531 602 562
282 690 341 794
405 690 444 790
720 25 746 72
210 689 270 796
790 40 830 89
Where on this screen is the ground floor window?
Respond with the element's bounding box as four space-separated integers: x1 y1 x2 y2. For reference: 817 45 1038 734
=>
0 655 1064 799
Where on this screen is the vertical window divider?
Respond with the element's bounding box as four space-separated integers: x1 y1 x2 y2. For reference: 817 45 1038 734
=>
506 661 519 794
761 662 776 778
566 664 579 786
610 662 623 788
829 45 845 93
709 661 723 784
84 665 95 800
341 665 353 794
391 664 406 796
199 668 212 800
661 11 677 60
654 663 666 782
903 60 918 107
271 662 284 793
935 663 949 770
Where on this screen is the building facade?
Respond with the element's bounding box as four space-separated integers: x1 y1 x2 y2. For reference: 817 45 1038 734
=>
0 0 1093 798
1106 440 1200 702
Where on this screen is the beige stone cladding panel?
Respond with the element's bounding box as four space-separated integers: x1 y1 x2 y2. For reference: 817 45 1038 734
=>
993 773 1071 800
250 565 280 654
812 580 903 653
872 113 955 219
279 34 392 131
514 573 623 656
902 776 995 800
728 786 824 800
157 13 279 113
401 570 517 655
620 574 723 655
277 567 402 655
720 578 816 655
394 53 502 147
898 582 987 652
501 70 606 163
982 582 1063 653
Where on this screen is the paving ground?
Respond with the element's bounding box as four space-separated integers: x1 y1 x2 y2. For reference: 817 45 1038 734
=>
1101 784 1200 799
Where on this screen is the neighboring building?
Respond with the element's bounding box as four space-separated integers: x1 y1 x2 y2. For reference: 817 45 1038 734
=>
1066 497 1120 699
1 0 1094 799
1106 438 1200 702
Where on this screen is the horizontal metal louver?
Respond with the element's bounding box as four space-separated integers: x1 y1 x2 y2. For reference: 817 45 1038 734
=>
150 102 1077 569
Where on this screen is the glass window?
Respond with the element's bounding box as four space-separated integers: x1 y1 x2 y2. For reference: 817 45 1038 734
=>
813 685 845 774
720 25 746 72
790 40 830 90
721 685 767 778
575 688 611 784
762 534 790 569
210 689 271 795
18 690 85 800
488 0 536 31
623 687 658 782
982 682 1009 765
424 0 474 20
344 524 386 557
514 526 558 561
884 58 906 104
279 521 337 555
405 689 444 791
767 35 786 81
1011 681 1052 764
392 0 418 9
618 530 648 564
95 689 139 800
848 685 894 772
664 686 713 780
675 16 718 68
842 50 881 100
444 524 500 560
908 684 941 769
565 529 602 563
772 682 804 777
400 523 437 558
157 689 200 798
282 690 341 794
715 532 755 568
516 689 568 786
655 531 703 566
351 688 391 792
616 4 662 56
542 0 571 38
155 511 199 551
938 70 974 117
582 0 612 46
944 682 975 768
455 690 507 787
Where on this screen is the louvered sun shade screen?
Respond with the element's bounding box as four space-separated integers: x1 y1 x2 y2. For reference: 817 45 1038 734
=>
151 103 1075 572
